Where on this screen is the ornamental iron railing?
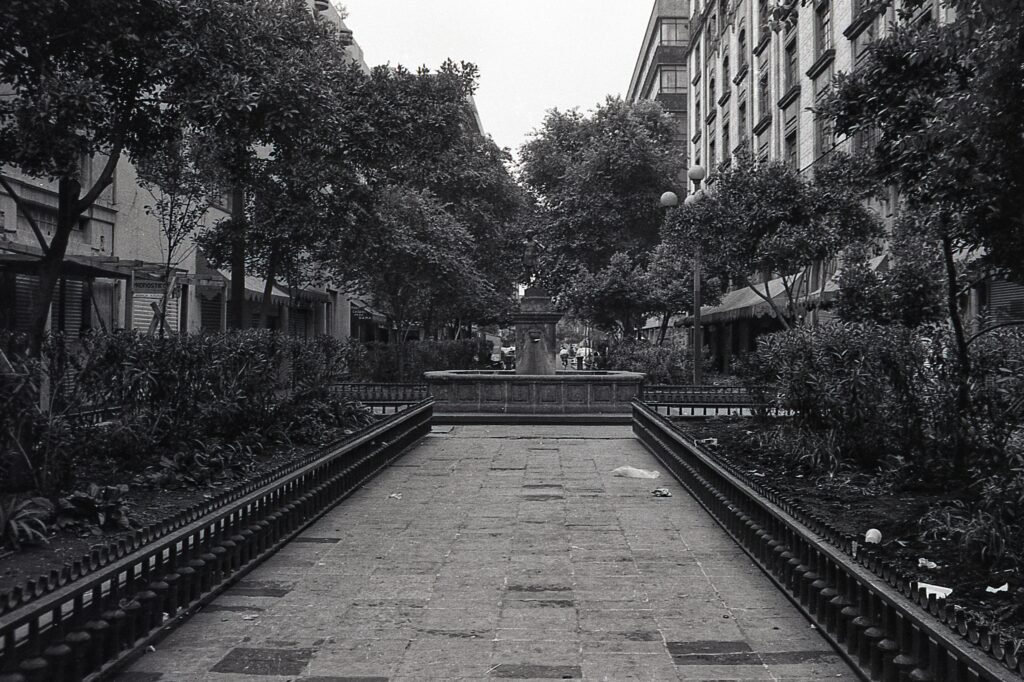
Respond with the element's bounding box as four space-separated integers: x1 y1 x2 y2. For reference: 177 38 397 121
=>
632 400 1022 681
0 400 433 682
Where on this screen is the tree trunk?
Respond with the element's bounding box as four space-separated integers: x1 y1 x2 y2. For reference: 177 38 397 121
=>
940 235 971 477
744 277 791 331
229 185 247 330
259 247 279 329
28 177 81 356
657 312 671 346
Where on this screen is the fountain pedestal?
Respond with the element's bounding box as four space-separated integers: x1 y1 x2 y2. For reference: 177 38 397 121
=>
424 284 644 418
513 286 563 375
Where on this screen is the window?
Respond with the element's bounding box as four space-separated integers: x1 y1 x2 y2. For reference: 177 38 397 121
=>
709 138 717 167
722 121 731 160
708 78 716 108
854 17 877 66
719 0 729 32
738 30 748 69
814 110 834 158
784 130 799 169
660 18 686 45
21 207 58 235
722 55 730 87
783 39 798 91
815 0 833 55
758 71 770 119
709 12 718 35
739 100 748 134
694 97 702 127
759 0 770 36
659 65 687 94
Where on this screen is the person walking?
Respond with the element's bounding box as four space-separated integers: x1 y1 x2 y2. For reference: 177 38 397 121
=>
559 344 569 369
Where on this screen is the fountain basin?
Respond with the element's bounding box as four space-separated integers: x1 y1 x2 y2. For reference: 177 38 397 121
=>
424 370 645 414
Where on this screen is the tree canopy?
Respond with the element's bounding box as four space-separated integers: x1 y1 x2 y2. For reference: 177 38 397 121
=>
820 0 1024 280
664 150 882 328
518 97 684 334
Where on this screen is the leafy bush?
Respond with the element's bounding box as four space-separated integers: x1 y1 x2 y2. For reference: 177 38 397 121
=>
605 339 710 384
740 321 953 473
742 321 1024 568
2 330 375 496
57 484 132 531
0 495 53 549
348 338 492 381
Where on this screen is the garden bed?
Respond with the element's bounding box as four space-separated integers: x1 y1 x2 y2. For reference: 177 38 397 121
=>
0 423 378 595
677 416 1024 641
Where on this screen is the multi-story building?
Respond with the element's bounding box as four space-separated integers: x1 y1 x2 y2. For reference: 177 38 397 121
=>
0 2 374 342
681 0 1024 370
628 0 691 343
627 0 691 163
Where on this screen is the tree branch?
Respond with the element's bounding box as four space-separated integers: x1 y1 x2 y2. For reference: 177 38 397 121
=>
743 275 790 330
0 175 49 254
76 138 125 212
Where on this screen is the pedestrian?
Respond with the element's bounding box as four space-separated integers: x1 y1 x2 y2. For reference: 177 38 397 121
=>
576 344 586 371
559 344 569 369
591 351 601 371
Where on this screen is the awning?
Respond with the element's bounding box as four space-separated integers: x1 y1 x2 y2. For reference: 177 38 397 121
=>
288 286 331 304
350 298 387 324
698 276 792 324
0 251 132 280
216 269 290 305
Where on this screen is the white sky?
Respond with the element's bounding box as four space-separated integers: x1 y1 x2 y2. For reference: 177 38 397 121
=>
337 1 655 156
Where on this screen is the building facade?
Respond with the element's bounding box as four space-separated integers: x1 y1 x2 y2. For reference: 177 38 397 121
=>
1 2 372 342
681 0 1024 370
627 0 691 162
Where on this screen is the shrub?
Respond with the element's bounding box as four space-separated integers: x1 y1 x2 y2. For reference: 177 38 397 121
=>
2 330 375 495
0 495 53 549
741 321 956 473
347 338 492 381
604 339 711 384
742 321 1024 567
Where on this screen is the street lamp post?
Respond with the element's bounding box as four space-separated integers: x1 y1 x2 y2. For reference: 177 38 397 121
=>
662 165 707 386
684 164 706 386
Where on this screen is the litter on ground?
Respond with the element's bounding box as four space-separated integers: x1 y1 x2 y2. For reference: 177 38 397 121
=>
611 466 660 479
986 583 1010 594
916 582 953 599
651 488 672 497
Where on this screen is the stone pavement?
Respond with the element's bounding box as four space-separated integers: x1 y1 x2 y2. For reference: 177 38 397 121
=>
118 425 858 681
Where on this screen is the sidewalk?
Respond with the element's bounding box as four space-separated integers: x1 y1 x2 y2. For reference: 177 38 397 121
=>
118 425 857 681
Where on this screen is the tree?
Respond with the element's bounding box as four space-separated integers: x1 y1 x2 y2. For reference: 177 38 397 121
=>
821 0 1024 282
518 97 684 329
835 227 946 328
334 187 495 375
642 241 722 346
820 0 1024 473
0 0 213 353
168 0 369 330
664 150 882 329
136 130 218 336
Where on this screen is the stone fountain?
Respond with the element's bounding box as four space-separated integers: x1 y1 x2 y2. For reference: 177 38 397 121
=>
424 234 644 418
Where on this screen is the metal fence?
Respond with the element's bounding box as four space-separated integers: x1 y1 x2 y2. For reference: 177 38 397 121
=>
330 383 430 415
0 400 433 682
640 384 774 417
632 400 1022 680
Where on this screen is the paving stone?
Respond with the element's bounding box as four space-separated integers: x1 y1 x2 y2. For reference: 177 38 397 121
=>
120 425 854 681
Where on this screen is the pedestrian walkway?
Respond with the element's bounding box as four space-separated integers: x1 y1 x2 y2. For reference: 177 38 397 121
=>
118 425 857 681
